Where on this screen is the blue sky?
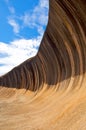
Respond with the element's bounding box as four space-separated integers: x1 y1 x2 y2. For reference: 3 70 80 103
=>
0 0 49 75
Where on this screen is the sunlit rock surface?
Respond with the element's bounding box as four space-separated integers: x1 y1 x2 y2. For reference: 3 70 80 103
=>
0 0 86 129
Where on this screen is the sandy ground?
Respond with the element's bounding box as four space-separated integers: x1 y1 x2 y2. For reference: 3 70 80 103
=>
0 78 86 130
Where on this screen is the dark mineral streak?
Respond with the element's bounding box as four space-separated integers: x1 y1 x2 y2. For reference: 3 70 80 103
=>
0 0 86 91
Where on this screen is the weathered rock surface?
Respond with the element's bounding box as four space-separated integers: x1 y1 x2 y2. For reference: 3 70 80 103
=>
0 0 86 129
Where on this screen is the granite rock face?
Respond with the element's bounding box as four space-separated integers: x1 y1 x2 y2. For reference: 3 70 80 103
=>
0 0 86 91
0 0 86 130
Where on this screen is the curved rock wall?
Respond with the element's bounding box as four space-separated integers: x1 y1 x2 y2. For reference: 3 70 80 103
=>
0 1 86 130
0 0 86 91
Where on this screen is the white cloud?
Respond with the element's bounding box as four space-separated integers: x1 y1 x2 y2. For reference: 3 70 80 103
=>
7 0 49 36
8 19 20 34
0 65 13 76
37 26 44 36
9 6 15 14
40 0 49 8
21 0 49 36
5 0 15 14
0 37 41 76
0 0 49 75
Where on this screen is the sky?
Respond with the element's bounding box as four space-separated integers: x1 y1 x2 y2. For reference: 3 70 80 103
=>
0 0 49 76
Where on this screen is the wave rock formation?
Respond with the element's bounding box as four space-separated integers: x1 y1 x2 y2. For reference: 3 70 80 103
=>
0 0 86 130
